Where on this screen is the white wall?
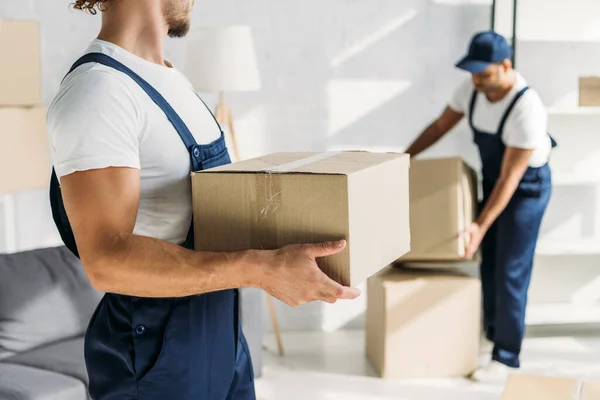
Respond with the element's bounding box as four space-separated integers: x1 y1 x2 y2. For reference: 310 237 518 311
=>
5 0 598 332
0 0 490 332
188 0 491 332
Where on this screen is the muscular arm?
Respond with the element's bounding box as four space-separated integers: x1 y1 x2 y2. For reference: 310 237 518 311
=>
60 167 252 298
405 107 464 157
53 71 359 304
475 146 533 231
61 167 359 304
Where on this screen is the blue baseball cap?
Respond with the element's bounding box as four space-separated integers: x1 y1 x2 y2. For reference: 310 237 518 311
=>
456 30 513 73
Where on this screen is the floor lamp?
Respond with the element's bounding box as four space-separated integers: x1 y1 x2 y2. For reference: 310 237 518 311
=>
184 26 285 357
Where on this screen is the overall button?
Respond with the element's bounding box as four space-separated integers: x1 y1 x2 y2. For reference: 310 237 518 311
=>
192 146 200 158
135 325 146 336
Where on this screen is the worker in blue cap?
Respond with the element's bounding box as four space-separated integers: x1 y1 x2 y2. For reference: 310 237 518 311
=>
406 30 556 381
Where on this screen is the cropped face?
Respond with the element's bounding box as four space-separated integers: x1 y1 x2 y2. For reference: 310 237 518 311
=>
163 0 194 38
471 60 510 93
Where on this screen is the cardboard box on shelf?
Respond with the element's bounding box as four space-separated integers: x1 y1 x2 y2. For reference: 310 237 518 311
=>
0 106 50 195
501 373 600 400
191 151 411 287
579 77 600 107
0 20 42 106
398 156 478 263
366 266 481 379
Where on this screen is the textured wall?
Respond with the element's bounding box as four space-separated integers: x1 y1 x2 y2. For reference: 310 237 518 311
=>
8 1 596 333
0 0 488 332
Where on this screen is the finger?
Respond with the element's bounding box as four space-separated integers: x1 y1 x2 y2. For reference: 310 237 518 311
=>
318 273 361 299
337 287 361 300
318 292 338 304
309 240 347 258
318 273 347 297
465 243 477 259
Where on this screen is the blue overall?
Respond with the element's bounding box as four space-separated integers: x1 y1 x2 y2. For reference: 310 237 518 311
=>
49 54 255 399
469 87 555 368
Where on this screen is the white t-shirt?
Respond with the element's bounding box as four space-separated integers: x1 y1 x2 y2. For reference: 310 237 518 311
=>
448 72 551 167
47 39 222 245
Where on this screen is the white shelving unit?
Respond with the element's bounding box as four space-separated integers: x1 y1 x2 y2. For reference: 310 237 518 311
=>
526 303 600 326
527 105 600 325
490 0 600 327
547 106 600 115
536 238 600 257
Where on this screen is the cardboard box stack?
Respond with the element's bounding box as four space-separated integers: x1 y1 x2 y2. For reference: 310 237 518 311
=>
399 156 478 263
366 266 480 379
501 374 600 400
579 77 600 107
365 156 482 379
0 20 50 195
191 151 411 287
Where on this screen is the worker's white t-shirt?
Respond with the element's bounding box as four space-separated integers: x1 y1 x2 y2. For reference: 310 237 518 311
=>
47 39 222 245
448 72 551 167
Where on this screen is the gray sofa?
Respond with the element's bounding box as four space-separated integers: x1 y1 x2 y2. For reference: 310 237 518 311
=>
0 246 263 400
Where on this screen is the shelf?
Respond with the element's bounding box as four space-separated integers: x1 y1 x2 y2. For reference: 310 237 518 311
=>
536 238 600 256
552 172 600 186
526 303 600 326
547 106 600 115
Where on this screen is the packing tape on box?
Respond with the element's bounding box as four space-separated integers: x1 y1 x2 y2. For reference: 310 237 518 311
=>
250 173 282 250
264 151 342 173
250 152 342 249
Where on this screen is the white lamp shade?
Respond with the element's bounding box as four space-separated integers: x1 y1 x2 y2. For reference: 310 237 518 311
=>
184 25 261 93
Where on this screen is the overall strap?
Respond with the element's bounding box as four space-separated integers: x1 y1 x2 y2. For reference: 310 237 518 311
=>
468 89 478 130
67 52 208 151
497 86 530 136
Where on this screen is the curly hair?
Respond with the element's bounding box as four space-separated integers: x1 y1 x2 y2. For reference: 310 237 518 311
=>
72 0 109 15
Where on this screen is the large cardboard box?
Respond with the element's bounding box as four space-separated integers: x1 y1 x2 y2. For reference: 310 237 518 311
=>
579 77 600 107
366 266 481 379
502 374 600 400
0 107 50 195
399 157 478 262
191 151 410 287
0 20 42 106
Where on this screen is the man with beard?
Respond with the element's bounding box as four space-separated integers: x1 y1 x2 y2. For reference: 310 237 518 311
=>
47 1 360 399
405 31 555 382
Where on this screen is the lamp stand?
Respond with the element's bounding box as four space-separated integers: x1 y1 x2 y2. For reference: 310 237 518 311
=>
215 92 285 357
215 92 241 162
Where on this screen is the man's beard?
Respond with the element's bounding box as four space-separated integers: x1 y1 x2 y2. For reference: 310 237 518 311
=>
167 17 190 38
164 0 192 38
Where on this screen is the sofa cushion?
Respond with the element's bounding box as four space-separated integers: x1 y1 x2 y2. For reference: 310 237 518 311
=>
0 362 87 400
0 246 102 359
6 337 88 385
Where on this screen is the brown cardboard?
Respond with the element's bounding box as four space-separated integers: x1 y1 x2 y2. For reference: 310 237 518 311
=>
579 77 600 107
365 266 481 378
0 20 42 106
191 151 411 287
399 157 478 262
501 374 600 400
584 382 600 400
0 107 50 195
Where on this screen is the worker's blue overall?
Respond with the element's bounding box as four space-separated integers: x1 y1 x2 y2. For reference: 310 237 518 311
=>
469 86 555 368
49 53 255 399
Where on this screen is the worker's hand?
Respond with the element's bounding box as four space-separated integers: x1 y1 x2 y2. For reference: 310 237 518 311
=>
259 240 361 307
463 222 486 260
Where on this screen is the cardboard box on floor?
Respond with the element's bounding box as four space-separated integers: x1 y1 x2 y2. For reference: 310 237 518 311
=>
366 266 481 379
0 107 50 195
502 373 600 400
0 20 42 106
579 77 600 107
191 151 411 287
398 156 478 263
